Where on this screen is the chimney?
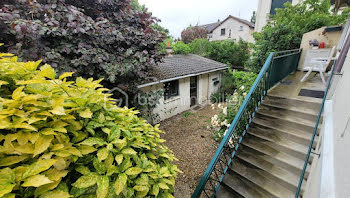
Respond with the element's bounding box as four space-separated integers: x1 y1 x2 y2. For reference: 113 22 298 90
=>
165 41 173 56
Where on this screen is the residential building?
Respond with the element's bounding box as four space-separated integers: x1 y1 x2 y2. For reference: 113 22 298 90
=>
138 52 227 122
200 15 255 43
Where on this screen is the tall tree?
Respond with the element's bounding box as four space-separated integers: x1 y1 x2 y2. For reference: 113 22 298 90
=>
250 11 256 24
181 25 208 44
0 0 165 104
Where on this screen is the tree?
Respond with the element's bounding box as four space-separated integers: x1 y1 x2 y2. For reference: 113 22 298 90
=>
0 0 165 105
248 0 350 72
181 25 208 44
250 11 256 24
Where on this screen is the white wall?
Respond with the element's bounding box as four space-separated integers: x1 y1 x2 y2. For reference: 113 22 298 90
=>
210 18 254 43
140 71 223 122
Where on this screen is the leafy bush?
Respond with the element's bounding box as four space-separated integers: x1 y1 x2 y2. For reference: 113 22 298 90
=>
180 26 207 44
220 70 257 96
173 41 191 55
0 0 165 97
171 39 250 68
188 39 212 57
0 48 179 198
248 0 350 72
207 39 249 68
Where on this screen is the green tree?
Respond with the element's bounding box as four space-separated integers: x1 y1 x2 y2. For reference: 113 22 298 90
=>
250 11 256 24
173 41 191 54
0 0 165 105
248 0 350 72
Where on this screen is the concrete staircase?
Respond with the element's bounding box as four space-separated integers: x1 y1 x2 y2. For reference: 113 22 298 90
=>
216 94 322 198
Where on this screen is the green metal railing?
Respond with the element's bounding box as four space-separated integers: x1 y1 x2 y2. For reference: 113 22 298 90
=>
192 49 301 198
295 60 336 198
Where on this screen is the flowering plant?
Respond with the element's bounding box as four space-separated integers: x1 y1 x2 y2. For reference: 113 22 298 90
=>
210 86 247 142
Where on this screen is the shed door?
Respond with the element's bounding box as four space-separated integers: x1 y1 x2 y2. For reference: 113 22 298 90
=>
190 76 198 106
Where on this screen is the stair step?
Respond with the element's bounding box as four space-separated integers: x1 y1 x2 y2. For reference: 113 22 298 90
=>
259 104 319 126
254 113 318 134
244 133 310 161
221 169 273 198
239 143 310 177
228 159 295 198
236 148 307 193
249 123 318 148
264 95 321 115
216 184 244 198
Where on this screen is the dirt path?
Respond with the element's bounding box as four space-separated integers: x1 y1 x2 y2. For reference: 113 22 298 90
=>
159 105 220 198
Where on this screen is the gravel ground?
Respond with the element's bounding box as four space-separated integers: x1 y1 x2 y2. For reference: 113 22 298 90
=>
159 105 220 198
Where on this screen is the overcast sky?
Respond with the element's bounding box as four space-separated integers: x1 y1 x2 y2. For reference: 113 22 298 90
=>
139 0 259 38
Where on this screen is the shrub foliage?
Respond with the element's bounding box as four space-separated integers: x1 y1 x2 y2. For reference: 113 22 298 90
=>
180 26 207 44
0 47 179 198
0 0 165 91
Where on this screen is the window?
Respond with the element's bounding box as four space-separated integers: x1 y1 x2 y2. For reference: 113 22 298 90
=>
221 28 226 36
239 26 243 31
212 77 220 86
228 29 232 38
164 80 179 100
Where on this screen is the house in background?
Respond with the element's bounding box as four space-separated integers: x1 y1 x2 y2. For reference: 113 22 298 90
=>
138 50 227 122
200 15 255 43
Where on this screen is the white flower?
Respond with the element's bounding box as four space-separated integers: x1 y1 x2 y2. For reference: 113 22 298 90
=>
218 104 222 109
233 92 238 97
224 129 228 136
211 104 215 108
239 85 245 90
243 92 247 97
223 107 227 115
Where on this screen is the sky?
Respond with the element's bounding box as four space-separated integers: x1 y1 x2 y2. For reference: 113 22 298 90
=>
139 0 259 38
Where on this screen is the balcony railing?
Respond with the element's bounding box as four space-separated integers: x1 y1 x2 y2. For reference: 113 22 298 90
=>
192 49 302 198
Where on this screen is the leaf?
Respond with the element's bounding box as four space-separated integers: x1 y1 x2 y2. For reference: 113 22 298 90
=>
34 180 60 197
97 175 109 198
50 106 66 115
115 154 123 165
59 72 74 80
125 167 142 176
79 108 92 118
150 184 159 196
40 190 71 198
75 166 90 175
23 159 56 178
45 168 68 181
0 155 28 166
121 148 137 155
22 175 53 187
78 145 97 155
13 123 37 131
158 182 169 190
0 80 8 87
97 148 109 161
72 173 98 188
133 185 149 192
12 86 24 100
79 137 105 146
34 135 53 156
114 173 127 195
0 181 15 197
2 193 15 198
39 64 56 79
109 126 120 141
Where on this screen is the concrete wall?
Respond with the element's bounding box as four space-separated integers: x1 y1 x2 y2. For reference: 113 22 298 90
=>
298 26 343 70
140 71 223 122
209 18 254 43
304 32 350 198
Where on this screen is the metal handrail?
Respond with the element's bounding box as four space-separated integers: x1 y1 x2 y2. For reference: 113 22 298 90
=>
295 61 336 197
191 52 275 198
192 49 302 198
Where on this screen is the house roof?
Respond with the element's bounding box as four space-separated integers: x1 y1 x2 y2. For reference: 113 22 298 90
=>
139 54 228 88
209 15 255 33
199 22 221 33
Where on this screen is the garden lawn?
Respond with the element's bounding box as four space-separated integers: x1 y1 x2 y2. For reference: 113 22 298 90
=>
159 105 221 197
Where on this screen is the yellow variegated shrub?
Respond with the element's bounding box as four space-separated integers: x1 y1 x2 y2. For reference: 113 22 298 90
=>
0 45 180 198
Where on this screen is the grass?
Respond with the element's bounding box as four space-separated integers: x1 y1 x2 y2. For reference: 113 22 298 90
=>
183 111 194 118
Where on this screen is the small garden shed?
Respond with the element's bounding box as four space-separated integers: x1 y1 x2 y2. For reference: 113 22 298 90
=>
138 54 228 122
